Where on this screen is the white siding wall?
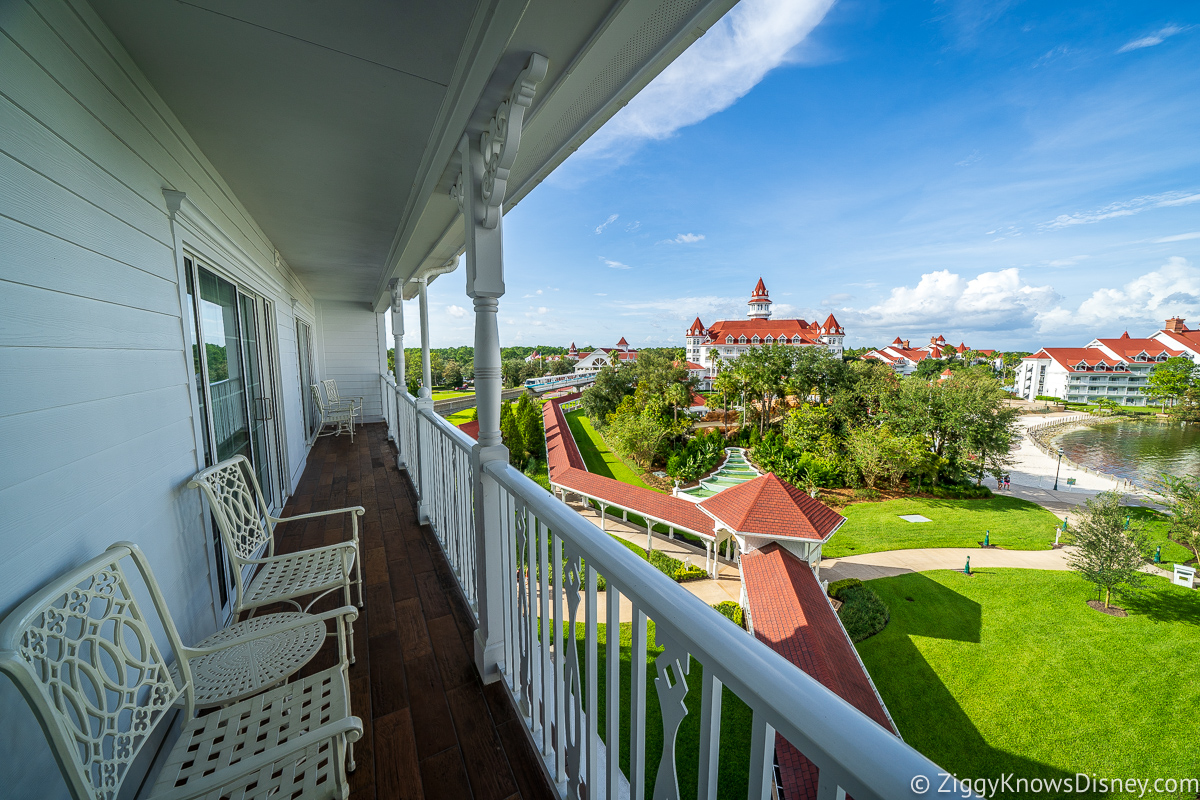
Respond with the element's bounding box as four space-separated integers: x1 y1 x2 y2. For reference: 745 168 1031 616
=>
315 299 387 422
0 2 314 795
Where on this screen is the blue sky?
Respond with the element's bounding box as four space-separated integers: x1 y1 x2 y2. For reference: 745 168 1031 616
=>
409 0 1200 352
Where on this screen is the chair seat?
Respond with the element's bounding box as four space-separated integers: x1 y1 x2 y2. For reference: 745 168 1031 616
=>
244 545 356 609
152 666 353 798
170 612 328 708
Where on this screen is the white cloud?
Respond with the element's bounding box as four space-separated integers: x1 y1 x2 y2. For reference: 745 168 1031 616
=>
1156 232 1200 243
955 150 981 167
595 214 619 234
446 304 466 318
1040 191 1200 230
849 269 1060 334
1056 258 1200 329
659 232 706 244
1118 25 1189 53
595 293 608 296
601 257 630 270
538 307 548 314
822 292 855 305
626 221 641 232
580 0 835 154
1047 255 1089 267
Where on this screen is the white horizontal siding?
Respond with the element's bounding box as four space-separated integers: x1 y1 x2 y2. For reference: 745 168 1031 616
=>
0 2 318 796
315 300 385 422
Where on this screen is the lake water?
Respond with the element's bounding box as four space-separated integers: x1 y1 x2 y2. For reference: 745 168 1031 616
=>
1053 418 1200 488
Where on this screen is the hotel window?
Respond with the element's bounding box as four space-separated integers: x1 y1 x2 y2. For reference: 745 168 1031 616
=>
726 335 734 343
764 335 773 344
739 336 747 344
751 335 760 344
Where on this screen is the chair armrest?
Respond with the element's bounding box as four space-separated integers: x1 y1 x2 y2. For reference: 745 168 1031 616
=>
271 506 365 524
241 540 357 566
180 606 359 658
153 715 363 800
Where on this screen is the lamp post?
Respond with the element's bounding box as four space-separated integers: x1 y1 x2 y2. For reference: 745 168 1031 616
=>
1053 446 1064 491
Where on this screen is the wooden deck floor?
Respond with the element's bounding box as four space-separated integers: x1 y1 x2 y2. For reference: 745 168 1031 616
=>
273 423 557 800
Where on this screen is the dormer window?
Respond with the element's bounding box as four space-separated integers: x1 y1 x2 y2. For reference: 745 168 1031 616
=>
738 335 747 344
792 335 802 344
1157 353 1167 361
751 335 761 344
764 335 773 344
725 335 734 344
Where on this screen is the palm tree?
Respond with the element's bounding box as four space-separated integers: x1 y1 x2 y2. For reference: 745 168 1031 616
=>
712 369 740 434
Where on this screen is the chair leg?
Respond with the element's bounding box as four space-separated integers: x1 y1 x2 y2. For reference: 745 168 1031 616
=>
343 581 356 665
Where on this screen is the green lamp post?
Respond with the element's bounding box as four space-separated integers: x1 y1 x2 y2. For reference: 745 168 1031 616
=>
1154 546 1161 564
984 530 990 547
964 556 971 576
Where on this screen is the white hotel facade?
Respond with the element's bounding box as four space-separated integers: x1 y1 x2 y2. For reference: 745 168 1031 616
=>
1013 318 1200 404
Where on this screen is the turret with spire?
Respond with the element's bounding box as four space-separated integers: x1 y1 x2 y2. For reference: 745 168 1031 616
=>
747 278 772 319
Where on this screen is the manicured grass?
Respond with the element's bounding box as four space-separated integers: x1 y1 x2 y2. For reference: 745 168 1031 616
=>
1126 507 1194 569
431 389 474 400
571 620 755 799
444 408 475 425
824 497 1061 558
565 410 653 490
858 569 1200 798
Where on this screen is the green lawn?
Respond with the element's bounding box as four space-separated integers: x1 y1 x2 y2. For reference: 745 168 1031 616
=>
431 389 474 400
859 569 1200 798
1127 507 1194 569
571 619 755 800
824 497 1061 558
565 409 653 490
444 408 475 425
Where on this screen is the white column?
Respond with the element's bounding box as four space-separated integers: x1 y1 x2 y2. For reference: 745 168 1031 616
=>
391 284 406 392
599 505 605 532
646 521 653 553
417 277 432 399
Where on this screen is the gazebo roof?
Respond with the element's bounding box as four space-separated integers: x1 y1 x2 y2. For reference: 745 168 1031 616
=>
697 473 845 542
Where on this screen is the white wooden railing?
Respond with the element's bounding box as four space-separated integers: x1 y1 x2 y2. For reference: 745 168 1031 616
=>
382 373 476 613
379 374 948 800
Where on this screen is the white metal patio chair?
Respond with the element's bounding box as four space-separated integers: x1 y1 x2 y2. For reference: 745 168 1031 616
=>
0 542 361 800
312 384 355 442
188 455 364 659
321 378 363 423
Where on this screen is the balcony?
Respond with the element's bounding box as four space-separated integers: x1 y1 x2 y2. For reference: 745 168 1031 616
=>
0 0 949 797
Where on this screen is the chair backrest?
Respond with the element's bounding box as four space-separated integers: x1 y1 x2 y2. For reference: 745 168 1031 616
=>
311 383 328 415
321 379 342 404
188 456 274 565
0 544 190 800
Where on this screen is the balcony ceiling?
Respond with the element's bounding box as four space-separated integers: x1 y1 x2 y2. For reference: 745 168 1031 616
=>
90 0 737 305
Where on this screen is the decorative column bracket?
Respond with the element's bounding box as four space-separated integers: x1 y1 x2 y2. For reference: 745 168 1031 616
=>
457 52 549 686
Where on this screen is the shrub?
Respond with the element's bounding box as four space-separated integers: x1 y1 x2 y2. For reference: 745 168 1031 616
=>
712 601 744 628
837 585 889 642
827 578 863 600
647 548 708 583
854 487 881 500
925 483 993 499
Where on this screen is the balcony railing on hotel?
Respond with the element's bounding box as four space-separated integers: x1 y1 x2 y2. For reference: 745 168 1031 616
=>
379 373 945 800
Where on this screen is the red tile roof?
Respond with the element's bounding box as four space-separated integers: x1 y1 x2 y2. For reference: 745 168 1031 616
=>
742 544 897 800
1157 327 1200 351
617 336 629 347
542 395 715 538
820 313 843 334
1094 338 1183 359
705 320 818 342
698 474 845 541
750 277 771 302
456 419 480 440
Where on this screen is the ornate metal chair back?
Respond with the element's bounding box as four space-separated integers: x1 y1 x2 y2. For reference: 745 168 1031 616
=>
188 456 274 573
321 379 343 406
0 543 192 800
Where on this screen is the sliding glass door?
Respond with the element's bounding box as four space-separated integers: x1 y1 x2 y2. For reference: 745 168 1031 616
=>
185 255 286 618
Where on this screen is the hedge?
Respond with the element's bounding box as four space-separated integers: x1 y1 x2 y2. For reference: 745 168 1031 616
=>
837 585 890 642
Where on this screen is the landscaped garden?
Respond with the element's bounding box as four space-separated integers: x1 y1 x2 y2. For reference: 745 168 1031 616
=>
565 408 656 490
857 569 1200 798
823 496 1062 558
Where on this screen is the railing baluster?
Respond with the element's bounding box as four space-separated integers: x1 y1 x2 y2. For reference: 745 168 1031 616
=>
585 563 599 799
630 608 647 800
697 670 722 800
553 534 567 789
526 505 538 730
606 586 621 800
539 517 552 757
747 713 775 800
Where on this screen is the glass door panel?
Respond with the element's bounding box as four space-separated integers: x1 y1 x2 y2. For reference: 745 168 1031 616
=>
238 292 274 501
197 268 252 464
